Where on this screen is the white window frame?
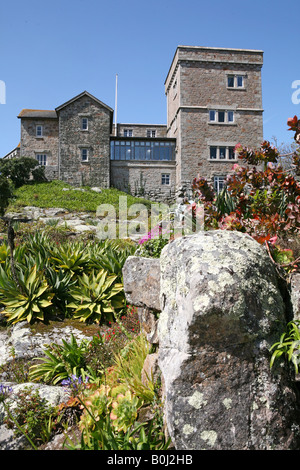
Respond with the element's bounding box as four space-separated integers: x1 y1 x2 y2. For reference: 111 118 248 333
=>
227 74 245 89
36 125 43 137
161 173 170 185
124 129 133 137
81 117 88 131
81 148 89 162
214 176 227 193
209 146 236 161
209 110 235 124
147 130 156 138
36 154 47 166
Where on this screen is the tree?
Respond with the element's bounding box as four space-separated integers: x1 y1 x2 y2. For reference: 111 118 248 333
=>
0 157 46 188
0 176 13 216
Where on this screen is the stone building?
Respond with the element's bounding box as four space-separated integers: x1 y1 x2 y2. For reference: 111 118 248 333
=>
4 45 263 202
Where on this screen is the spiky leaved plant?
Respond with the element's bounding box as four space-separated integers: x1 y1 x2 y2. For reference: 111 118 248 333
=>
0 264 53 324
67 269 125 323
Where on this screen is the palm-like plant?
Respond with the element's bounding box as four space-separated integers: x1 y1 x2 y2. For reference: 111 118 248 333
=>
67 269 125 323
0 264 54 324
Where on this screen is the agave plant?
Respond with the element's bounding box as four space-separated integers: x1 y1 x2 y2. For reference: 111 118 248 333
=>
67 269 125 323
0 264 54 324
50 243 90 277
89 241 136 280
44 266 77 314
0 242 9 265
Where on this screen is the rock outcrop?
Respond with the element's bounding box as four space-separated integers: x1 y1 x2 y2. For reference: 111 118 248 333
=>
123 230 300 450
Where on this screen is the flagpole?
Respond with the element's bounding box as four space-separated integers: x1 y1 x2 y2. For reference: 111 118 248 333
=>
115 74 118 136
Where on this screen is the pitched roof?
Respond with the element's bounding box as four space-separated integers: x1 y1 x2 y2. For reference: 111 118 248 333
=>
55 90 113 113
18 109 57 119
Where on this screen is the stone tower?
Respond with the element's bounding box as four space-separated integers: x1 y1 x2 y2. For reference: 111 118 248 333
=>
164 46 264 193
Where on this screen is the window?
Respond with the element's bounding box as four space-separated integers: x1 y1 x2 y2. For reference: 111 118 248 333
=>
209 110 234 124
36 154 47 166
228 111 234 122
36 125 43 137
81 118 88 130
210 147 217 159
214 176 226 193
110 140 176 161
209 146 236 161
209 110 216 121
124 129 133 137
227 74 245 89
237 75 244 88
81 148 89 162
161 173 170 185
147 130 156 138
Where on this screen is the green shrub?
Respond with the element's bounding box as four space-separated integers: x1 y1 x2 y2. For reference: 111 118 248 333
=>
0 157 44 188
4 386 57 447
0 176 14 215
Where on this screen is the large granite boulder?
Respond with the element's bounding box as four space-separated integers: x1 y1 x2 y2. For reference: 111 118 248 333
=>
158 230 300 450
291 273 300 321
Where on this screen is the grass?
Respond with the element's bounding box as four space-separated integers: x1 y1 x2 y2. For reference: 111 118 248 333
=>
7 180 152 214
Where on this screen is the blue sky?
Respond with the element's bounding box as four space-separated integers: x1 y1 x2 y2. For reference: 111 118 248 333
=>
0 0 299 157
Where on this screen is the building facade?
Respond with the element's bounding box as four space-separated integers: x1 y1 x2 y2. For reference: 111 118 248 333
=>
5 45 264 202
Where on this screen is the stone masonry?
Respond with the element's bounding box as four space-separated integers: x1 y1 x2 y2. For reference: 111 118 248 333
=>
165 46 264 192
7 45 264 202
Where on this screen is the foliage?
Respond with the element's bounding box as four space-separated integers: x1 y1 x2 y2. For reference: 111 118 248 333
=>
110 390 143 433
50 243 90 277
74 334 169 450
192 120 300 272
28 334 94 385
270 320 300 373
67 269 125 324
0 176 14 216
0 264 54 324
89 241 136 280
111 333 155 403
0 157 45 188
3 386 57 447
136 237 169 258
8 180 152 214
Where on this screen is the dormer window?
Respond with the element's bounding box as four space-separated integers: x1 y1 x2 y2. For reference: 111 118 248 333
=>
81 117 88 130
36 125 43 137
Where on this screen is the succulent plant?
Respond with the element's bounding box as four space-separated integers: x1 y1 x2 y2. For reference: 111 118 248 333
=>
110 390 143 433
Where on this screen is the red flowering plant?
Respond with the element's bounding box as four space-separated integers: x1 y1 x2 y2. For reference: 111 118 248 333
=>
192 120 300 272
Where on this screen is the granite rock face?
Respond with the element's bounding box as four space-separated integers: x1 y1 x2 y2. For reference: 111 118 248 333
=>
158 230 300 450
122 256 161 312
291 273 300 321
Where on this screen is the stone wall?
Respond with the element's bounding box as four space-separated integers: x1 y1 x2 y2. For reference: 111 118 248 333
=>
165 46 264 188
58 95 112 188
110 160 176 203
20 117 59 180
114 123 167 138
